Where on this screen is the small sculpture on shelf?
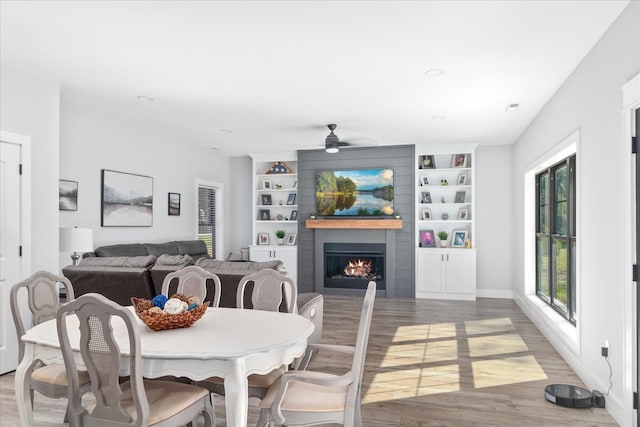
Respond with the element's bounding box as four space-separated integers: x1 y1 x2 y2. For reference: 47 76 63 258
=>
441 196 446 203
440 179 448 186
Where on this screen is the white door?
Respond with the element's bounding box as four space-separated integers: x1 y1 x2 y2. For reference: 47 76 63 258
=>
0 132 31 374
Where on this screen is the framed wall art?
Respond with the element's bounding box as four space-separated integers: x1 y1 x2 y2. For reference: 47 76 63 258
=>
59 180 78 211
101 170 153 227
168 192 181 216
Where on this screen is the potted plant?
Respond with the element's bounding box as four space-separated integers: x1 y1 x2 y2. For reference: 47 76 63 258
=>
275 229 286 245
437 231 449 248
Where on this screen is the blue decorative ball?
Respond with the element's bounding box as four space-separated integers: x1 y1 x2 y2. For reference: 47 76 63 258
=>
152 294 168 309
187 303 199 311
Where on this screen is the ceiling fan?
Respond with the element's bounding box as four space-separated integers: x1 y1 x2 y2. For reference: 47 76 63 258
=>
324 124 349 154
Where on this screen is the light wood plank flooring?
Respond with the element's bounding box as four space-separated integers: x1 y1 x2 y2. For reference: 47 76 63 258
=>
0 295 618 426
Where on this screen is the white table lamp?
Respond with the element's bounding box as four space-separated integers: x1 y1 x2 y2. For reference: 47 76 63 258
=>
59 227 93 266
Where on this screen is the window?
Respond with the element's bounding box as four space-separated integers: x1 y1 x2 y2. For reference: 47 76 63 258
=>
535 155 576 324
197 183 222 258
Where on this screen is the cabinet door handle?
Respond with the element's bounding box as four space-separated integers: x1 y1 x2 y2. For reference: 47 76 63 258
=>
441 254 444 262
446 254 449 262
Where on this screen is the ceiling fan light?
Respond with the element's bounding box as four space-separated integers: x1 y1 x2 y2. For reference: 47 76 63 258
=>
325 145 339 154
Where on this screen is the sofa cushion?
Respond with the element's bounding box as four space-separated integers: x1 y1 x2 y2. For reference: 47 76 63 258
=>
174 240 209 260
79 255 157 268
144 242 179 257
195 259 283 271
95 243 147 257
156 254 194 266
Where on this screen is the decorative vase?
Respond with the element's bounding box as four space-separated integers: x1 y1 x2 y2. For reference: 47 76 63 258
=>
277 238 284 245
441 212 449 220
440 240 448 248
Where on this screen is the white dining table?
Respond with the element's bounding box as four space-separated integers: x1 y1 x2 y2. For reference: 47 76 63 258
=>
15 306 314 427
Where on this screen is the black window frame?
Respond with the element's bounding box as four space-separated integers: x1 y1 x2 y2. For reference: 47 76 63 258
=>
535 154 576 324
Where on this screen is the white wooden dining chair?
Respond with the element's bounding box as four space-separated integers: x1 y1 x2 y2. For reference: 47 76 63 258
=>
57 292 215 426
10 271 89 420
256 281 377 427
161 265 222 307
201 268 298 400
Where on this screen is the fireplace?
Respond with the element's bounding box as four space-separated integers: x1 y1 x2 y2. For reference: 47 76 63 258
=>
324 243 386 290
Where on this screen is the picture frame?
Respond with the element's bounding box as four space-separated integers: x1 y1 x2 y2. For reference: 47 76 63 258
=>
59 179 78 211
421 176 429 186
419 155 435 169
457 173 468 185
452 230 467 248
419 229 436 248
101 169 153 227
259 209 271 221
286 233 297 246
455 191 466 203
286 193 296 205
421 191 432 204
290 210 298 221
451 153 468 168
262 194 272 205
262 180 272 190
422 208 432 220
168 192 181 216
258 233 269 245
458 208 469 220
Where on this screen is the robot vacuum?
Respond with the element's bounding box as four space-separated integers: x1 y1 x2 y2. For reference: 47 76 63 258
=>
544 384 605 408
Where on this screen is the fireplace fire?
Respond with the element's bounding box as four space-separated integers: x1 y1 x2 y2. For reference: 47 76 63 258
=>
324 243 385 290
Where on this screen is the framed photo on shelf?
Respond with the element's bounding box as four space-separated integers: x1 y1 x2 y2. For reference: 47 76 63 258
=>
286 193 296 205
419 229 436 247
452 230 467 247
421 208 432 220
458 208 469 220
262 180 272 190
259 209 271 221
457 173 467 185
421 176 429 186
286 233 297 246
258 233 269 245
290 210 298 221
421 191 432 204
59 179 78 211
419 155 435 169
455 191 466 203
168 192 181 216
261 194 272 205
451 154 468 168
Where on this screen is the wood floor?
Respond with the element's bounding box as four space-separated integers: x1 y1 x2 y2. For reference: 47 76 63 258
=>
0 295 618 426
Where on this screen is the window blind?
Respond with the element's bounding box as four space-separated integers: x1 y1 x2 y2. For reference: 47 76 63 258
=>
198 186 217 258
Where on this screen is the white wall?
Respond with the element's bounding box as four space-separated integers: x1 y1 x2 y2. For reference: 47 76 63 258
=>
58 87 232 269
475 145 513 297
510 2 639 423
227 155 253 258
0 67 60 273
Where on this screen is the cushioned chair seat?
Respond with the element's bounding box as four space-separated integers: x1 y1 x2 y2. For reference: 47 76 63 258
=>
260 371 348 412
203 365 286 393
31 364 90 387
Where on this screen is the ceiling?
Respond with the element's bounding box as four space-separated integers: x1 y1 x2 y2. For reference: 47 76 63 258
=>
0 1 630 156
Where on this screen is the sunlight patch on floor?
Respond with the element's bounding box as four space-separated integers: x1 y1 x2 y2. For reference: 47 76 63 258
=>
467 333 529 357
472 355 547 388
464 317 515 335
391 323 457 343
363 365 460 403
378 340 458 367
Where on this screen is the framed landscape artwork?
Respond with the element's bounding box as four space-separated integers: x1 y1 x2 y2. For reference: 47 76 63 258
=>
101 169 153 227
59 180 78 211
168 192 181 216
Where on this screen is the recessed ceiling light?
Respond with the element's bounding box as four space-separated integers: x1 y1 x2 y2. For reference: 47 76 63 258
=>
218 129 233 134
431 115 446 120
425 68 445 77
210 146 218 151
505 103 520 112
136 95 154 102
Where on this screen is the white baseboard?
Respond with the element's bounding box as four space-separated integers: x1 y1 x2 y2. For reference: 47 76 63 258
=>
476 289 514 299
513 293 624 425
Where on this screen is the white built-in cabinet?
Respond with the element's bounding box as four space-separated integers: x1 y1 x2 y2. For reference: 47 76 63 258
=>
415 145 477 300
249 152 298 282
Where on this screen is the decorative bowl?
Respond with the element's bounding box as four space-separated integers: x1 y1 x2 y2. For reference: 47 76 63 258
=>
131 297 209 331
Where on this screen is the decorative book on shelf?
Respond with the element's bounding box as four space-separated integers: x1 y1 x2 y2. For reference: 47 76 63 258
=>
265 161 293 174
